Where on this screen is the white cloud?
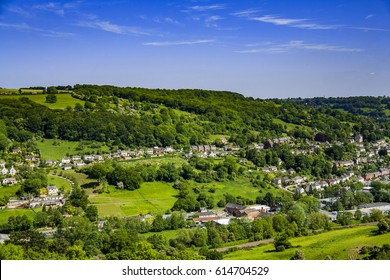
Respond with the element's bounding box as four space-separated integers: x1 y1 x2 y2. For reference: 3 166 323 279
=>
365 14 375 19
251 15 340 30
0 22 75 37
78 20 150 36
236 40 363 54
5 5 31 17
32 1 80 16
190 4 226 12
143 39 214 46
205 15 223 28
231 9 260 17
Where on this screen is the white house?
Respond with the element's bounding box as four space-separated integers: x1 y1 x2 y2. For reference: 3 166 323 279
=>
1 167 8 176
46 185 59 196
9 166 16 176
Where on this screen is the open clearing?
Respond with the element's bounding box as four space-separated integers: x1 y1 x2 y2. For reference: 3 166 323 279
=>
0 93 84 109
37 139 110 160
89 182 178 217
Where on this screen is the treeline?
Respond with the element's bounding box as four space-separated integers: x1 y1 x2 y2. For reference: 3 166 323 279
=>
0 85 385 150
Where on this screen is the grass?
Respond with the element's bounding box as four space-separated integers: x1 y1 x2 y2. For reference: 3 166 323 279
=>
0 208 40 224
89 182 178 217
120 156 188 167
47 174 72 192
0 93 84 109
141 229 181 240
224 225 390 260
273 118 313 133
0 184 20 199
37 139 110 160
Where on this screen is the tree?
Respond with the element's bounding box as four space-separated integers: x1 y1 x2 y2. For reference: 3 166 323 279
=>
45 94 57 103
291 249 305 260
274 234 292 252
46 86 58 94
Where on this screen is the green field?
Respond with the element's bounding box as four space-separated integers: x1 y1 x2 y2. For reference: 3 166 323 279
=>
47 175 72 192
0 208 40 224
0 93 84 109
0 184 20 200
224 225 390 260
89 182 178 217
37 139 110 160
121 156 188 167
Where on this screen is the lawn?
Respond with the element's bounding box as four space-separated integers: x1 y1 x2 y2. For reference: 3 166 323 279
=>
0 93 84 109
47 174 72 192
37 139 110 160
224 225 390 260
273 118 313 133
89 182 178 217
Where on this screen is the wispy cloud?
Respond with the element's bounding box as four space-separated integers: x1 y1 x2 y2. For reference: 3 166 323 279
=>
78 19 150 36
0 22 75 37
143 39 214 46
236 40 363 54
252 15 340 30
205 15 223 28
5 5 31 17
350 26 390 32
231 9 260 17
365 14 375 19
32 1 80 16
190 4 227 12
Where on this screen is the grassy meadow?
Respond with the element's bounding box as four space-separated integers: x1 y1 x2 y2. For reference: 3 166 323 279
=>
88 182 178 217
37 139 110 160
0 93 84 109
0 208 40 224
224 225 390 260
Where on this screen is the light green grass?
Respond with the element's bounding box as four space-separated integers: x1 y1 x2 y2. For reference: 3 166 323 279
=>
224 225 390 260
190 176 286 203
0 93 84 109
0 185 20 199
89 182 178 217
273 118 313 133
121 156 187 167
47 175 72 192
37 139 110 160
0 208 40 224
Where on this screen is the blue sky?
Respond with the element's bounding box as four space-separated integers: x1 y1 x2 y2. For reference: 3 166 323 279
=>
0 0 389 98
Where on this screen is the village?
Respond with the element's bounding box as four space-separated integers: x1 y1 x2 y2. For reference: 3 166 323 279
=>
1 132 390 228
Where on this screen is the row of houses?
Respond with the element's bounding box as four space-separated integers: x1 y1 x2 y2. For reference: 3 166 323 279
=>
191 203 272 226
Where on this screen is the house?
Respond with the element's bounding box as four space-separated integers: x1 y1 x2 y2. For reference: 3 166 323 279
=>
9 166 16 176
363 173 375 181
2 178 17 185
225 203 247 216
72 155 81 161
63 163 73 170
25 155 36 162
45 160 54 166
46 185 59 196
75 162 85 169
94 155 103 161
1 167 8 176
249 205 271 213
61 157 71 164
273 178 282 186
83 155 93 161
12 148 22 154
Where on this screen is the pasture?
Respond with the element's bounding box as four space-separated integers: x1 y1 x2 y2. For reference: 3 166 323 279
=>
0 93 84 109
89 182 178 217
37 139 110 160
